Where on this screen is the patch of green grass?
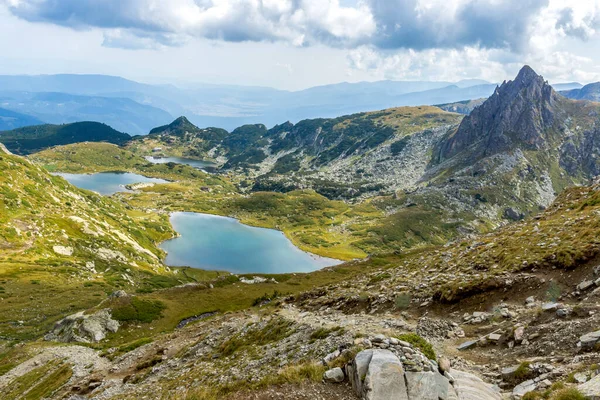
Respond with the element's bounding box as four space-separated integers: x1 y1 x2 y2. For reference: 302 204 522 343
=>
3 361 58 400
395 333 436 360
24 363 72 400
550 388 586 400
111 297 166 323
514 361 532 381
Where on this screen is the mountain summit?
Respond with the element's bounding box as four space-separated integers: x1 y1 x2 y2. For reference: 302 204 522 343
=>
439 65 562 161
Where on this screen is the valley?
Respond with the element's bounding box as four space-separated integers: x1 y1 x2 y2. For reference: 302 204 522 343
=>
2 66 600 400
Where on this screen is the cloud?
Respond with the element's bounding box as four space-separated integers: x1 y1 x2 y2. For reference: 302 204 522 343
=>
4 0 600 53
368 0 548 52
2 0 600 84
2 0 376 48
346 44 600 84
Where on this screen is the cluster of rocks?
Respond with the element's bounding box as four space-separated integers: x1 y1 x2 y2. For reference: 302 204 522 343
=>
352 334 435 373
500 363 560 397
322 333 501 399
463 311 492 324
324 347 501 400
44 309 119 343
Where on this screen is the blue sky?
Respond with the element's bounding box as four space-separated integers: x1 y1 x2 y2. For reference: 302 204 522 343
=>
1 0 599 90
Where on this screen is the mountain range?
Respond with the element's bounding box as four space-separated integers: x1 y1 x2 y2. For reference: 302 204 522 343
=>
4 65 600 399
0 73 584 135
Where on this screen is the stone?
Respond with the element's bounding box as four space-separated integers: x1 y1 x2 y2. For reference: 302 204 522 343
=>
323 367 345 383
574 372 590 384
578 280 595 291
362 350 408 400
53 245 73 256
579 373 600 399
405 371 448 400
438 357 451 373
501 365 519 380
450 369 502 400
513 379 537 397
323 350 341 365
541 302 560 311
349 349 374 394
514 326 525 342
457 340 478 351
556 308 568 318
488 333 502 342
579 330 600 350
371 334 387 343
525 296 535 305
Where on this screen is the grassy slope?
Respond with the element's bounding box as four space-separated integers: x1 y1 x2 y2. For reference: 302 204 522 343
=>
0 147 208 340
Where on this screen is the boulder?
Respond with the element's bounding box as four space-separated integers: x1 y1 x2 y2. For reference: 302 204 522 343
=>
45 309 119 343
348 349 374 394
513 379 537 397
579 330 600 350
577 280 594 291
450 369 502 400
405 371 454 400
360 349 409 400
579 373 600 399
323 367 345 383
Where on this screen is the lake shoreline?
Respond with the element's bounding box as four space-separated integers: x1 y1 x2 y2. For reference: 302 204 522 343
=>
159 211 343 274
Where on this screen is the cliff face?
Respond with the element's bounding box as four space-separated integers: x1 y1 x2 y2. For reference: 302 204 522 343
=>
438 66 564 161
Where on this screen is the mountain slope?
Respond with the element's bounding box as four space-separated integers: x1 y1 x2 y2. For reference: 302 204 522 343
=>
561 82 600 102
0 121 131 154
0 107 44 130
0 144 182 339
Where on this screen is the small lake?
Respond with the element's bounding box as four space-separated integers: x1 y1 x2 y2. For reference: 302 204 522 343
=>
160 212 342 274
144 156 215 170
55 172 168 195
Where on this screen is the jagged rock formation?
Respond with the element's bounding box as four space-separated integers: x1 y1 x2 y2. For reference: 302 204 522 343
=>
438 65 563 161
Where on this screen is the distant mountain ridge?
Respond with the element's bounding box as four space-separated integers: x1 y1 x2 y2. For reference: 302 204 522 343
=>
0 74 499 132
561 82 600 102
0 107 44 130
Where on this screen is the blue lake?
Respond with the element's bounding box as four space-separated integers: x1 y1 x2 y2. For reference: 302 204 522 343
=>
55 172 168 195
145 156 215 170
160 212 342 274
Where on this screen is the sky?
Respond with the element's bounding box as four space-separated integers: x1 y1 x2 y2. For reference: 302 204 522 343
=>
1 0 600 90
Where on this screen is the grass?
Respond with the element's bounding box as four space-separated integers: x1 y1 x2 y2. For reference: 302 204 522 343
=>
2 360 71 400
111 297 167 323
23 363 72 400
309 326 345 342
395 333 436 360
218 318 295 357
181 362 327 400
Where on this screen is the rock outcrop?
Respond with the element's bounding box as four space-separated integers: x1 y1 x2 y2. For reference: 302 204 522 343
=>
347 349 500 400
438 65 562 161
45 309 119 343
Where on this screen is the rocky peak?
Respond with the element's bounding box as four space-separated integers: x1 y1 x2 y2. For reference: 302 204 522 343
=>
438 65 563 161
149 116 200 136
